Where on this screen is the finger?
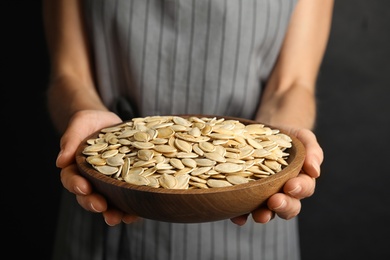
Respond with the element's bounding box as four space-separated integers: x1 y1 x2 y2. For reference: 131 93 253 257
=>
56 126 87 168
230 214 249 226
60 164 92 195
267 193 301 220
103 208 126 226
76 192 107 213
122 214 141 224
295 129 324 178
283 172 316 199
56 111 119 168
251 207 275 224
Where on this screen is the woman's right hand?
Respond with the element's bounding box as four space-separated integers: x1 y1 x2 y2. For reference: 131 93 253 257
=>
55 110 141 226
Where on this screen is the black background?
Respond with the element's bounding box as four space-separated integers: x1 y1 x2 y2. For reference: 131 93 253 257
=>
2 1 390 259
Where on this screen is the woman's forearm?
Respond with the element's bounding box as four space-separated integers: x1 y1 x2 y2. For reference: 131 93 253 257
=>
256 84 316 130
46 76 108 133
256 0 333 130
43 0 107 133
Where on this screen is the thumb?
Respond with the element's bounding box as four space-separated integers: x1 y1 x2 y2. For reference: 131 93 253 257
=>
56 125 87 169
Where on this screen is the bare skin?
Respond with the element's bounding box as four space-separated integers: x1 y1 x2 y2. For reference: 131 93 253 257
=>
43 0 332 226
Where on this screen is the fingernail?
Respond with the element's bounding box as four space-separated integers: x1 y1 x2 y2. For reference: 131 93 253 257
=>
104 218 115 226
75 186 87 195
55 150 63 167
90 202 102 213
312 161 321 177
272 199 286 210
264 213 272 223
288 185 302 196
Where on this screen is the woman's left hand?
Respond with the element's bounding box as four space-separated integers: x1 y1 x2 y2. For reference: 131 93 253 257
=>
230 128 323 225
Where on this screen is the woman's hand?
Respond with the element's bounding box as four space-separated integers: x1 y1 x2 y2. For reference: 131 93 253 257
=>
56 110 140 226
230 127 323 225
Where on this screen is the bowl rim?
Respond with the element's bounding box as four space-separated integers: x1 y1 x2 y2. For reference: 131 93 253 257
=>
76 114 305 195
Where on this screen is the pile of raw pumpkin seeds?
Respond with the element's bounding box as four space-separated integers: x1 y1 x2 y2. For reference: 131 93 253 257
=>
81 115 293 189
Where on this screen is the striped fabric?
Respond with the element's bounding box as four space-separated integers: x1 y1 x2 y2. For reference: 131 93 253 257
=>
82 0 297 120
53 192 300 260
52 0 301 259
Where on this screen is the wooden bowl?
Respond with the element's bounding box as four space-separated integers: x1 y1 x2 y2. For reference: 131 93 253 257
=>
76 115 305 223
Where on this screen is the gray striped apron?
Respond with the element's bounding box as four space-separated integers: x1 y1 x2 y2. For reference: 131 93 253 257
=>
52 0 300 259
